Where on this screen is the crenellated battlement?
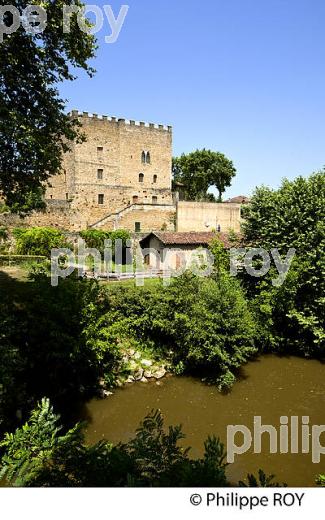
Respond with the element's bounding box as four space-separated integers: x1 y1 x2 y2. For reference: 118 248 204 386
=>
69 110 172 132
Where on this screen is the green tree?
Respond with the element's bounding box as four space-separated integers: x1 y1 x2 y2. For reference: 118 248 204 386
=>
80 229 111 254
80 229 131 261
173 149 236 202
209 236 231 274
0 275 117 435
0 304 28 434
0 0 96 210
243 171 325 355
99 273 257 389
13 227 69 257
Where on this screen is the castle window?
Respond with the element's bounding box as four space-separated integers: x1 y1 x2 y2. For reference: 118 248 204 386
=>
132 195 139 204
98 194 104 205
142 151 151 164
97 147 103 159
152 196 158 204
153 174 157 184
66 193 69 200
217 224 221 232
139 173 144 183
97 169 103 180
135 222 141 232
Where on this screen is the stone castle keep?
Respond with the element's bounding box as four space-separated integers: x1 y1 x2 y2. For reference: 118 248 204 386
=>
46 111 176 232
1 111 243 234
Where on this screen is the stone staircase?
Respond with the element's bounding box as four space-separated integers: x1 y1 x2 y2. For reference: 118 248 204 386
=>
89 203 175 230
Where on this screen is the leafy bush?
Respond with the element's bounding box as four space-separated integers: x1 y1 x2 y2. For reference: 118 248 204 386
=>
12 227 69 258
79 229 131 261
243 171 325 355
0 275 119 434
0 203 10 214
1 399 282 488
0 400 228 487
10 187 46 214
97 272 257 388
79 229 110 253
239 469 286 487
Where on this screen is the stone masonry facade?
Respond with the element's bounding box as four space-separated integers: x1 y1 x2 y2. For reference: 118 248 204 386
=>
1 111 243 235
46 111 175 232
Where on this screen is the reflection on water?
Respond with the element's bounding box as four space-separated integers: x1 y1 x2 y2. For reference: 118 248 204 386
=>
83 355 325 486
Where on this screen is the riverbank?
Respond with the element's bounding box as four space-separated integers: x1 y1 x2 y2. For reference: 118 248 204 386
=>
99 345 169 397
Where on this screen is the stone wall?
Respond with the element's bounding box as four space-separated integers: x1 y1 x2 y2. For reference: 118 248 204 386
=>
3 113 245 235
93 204 176 233
176 201 242 233
0 201 71 231
46 112 174 231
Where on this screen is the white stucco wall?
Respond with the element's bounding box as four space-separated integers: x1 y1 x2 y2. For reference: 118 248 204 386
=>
141 236 212 272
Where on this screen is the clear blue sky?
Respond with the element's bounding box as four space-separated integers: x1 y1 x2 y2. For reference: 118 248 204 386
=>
60 0 325 198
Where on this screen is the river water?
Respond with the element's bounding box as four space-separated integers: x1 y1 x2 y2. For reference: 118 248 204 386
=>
83 355 325 486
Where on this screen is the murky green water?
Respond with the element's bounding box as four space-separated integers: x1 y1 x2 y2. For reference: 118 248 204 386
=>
83 355 325 486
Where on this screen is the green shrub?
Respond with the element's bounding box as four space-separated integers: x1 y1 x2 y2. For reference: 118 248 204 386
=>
0 400 229 487
97 272 257 388
243 171 325 355
0 203 10 214
12 227 69 258
80 229 131 261
79 229 110 253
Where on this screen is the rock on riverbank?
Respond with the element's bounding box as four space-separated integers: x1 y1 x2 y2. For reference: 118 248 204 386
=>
100 348 169 397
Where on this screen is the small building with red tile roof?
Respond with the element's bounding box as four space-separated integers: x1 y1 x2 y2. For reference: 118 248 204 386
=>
139 231 231 271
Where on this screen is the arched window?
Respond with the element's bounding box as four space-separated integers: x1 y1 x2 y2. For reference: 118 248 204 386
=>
153 174 157 184
141 151 151 164
139 173 144 183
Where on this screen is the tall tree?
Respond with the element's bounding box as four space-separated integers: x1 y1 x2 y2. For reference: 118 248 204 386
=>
173 149 237 202
0 1 96 210
243 171 325 354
